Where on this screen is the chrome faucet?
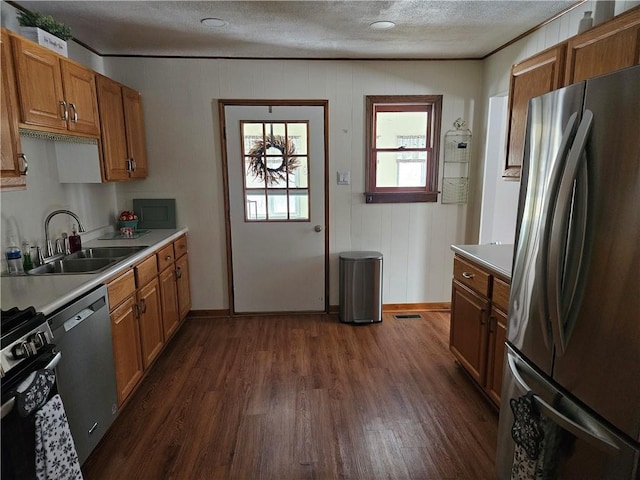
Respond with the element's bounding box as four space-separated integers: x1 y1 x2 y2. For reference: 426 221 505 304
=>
44 210 86 257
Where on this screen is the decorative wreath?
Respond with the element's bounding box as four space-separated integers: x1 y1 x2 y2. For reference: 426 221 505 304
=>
247 134 299 185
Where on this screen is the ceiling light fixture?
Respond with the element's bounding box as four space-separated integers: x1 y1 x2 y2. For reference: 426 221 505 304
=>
369 21 396 30
201 18 227 28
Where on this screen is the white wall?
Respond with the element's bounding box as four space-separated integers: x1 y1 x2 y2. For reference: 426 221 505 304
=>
105 58 484 309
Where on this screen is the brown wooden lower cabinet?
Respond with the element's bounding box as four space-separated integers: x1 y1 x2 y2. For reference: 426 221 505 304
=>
176 253 191 320
485 306 507 405
110 296 143 406
107 237 191 406
450 254 510 407
450 281 489 385
137 277 164 369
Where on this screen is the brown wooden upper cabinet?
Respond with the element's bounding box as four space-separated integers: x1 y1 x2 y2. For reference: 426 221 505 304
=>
565 8 640 85
10 33 100 136
504 7 640 179
96 75 148 180
1 29 27 190
504 44 566 178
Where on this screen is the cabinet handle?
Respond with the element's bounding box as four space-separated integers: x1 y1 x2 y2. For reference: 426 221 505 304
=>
69 103 78 123
489 316 496 333
125 159 132 172
462 271 474 279
140 299 147 314
131 158 137 171
134 302 140 319
175 266 182 280
18 154 28 175
60 101 69 121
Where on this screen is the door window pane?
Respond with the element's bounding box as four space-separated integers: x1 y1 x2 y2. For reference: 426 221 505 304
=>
241 121 310 221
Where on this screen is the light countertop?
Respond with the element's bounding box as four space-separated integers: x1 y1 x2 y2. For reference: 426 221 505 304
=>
1 228 188 315
451 243 514 279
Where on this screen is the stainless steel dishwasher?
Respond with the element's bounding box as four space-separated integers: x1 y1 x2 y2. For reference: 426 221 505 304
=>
48 285 118 465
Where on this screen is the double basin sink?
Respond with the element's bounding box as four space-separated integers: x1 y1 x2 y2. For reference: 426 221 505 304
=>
28 246 148 275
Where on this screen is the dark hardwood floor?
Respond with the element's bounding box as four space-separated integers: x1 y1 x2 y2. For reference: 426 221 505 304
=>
83 312 498 479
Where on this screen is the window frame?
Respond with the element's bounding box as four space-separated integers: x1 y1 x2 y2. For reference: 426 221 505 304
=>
365 95 442 203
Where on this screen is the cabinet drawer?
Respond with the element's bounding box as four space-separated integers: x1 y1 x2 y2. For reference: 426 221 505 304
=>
173 235 188 259
107 269 136 309
453 256 490 297
157 244 175 272
492 277 511 312
135 254 158 288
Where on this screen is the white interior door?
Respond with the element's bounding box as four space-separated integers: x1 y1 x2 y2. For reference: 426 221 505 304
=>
223 103 327 313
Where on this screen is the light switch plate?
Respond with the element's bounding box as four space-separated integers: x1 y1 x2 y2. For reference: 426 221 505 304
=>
337 170 351 185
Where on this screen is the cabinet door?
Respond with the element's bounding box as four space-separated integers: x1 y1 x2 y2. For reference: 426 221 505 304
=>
137 277 164 369
60 59 100 135
159 266 180 340
176 253 191 320
10 35 66 130
96 75 129 180
122 86 148 178
565 9 640 85
450 280 489 385
485 307 507 407
110 296 143 406
1 30 26 190
504 44 566 178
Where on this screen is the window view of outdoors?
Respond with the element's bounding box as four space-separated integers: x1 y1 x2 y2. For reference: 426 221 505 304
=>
241 122 310 221
365 95 442 203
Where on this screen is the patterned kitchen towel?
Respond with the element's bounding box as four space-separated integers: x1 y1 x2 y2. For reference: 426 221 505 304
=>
16 369 56 417
510 392 561 480
34 394 83 480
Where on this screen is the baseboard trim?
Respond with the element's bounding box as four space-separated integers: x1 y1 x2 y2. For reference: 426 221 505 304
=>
384 302 451 312
189 303 450 318
188 309 230 318
328 302 451 313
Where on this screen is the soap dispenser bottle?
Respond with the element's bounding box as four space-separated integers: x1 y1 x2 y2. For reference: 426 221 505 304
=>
69 224 82 253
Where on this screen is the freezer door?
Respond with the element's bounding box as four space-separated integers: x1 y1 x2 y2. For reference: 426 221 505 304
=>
497 346 640 479
508 82 585 375
551 65 640 442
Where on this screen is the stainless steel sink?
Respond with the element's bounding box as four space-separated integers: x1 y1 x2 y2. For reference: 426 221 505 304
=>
26 246 148 275
65 246 147 260
27 258 117 275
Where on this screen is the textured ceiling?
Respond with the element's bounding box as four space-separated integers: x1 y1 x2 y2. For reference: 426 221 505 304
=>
13 1 581 59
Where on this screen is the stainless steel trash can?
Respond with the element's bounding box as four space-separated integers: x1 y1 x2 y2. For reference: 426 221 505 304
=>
339 251 383 324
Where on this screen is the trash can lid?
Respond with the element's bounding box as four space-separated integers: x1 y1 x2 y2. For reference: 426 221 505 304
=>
339 251 383 260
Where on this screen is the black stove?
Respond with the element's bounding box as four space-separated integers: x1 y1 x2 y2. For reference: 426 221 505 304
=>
1 307 53 380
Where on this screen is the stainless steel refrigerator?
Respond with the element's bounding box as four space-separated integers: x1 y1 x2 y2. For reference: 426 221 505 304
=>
496 65 640 479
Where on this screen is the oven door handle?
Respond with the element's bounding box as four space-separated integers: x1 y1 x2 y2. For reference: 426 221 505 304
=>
0 351 62 419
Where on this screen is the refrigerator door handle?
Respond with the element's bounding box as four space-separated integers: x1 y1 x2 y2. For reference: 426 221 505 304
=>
507 350 620 456
536 111 579 349
546 110 593 355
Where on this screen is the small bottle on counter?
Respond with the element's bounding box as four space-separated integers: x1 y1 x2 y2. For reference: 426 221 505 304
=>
5 238 24 275
69 224 82 253
22 241 33 271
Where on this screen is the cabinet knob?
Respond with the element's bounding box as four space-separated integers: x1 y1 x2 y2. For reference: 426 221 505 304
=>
165 255 172 261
